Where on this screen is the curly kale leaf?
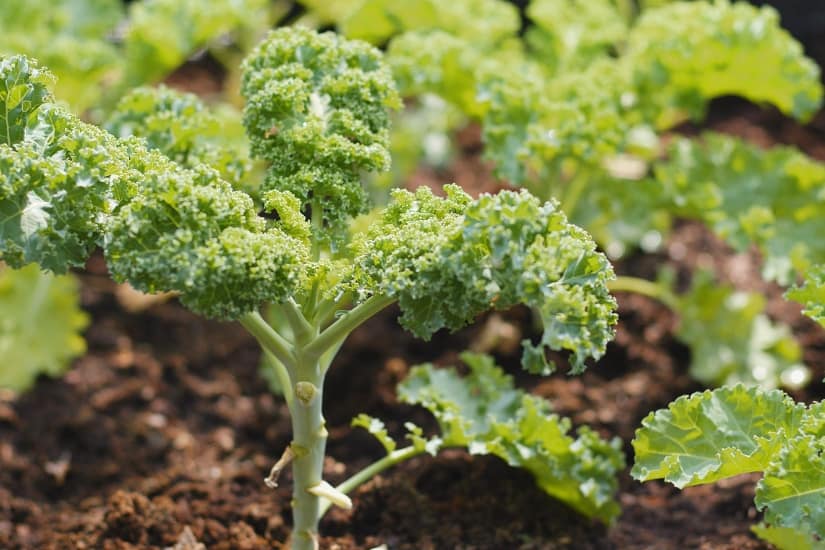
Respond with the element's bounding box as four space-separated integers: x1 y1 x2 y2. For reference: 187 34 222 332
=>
757 434 825 539
631 385 806 488
628 0 822 121
105 85 251 187
1 54 308 318
105 159 308 320
123 0 270 86
670 271 808 389
787 267 825 328
354 185 617 374
388 29 542 120
526 0 628 72
398 353 624 522
0 0 121 112
340 0 519 46
482 61 647 186
241 27 401 243
656 134 825 284
634 386 825 544
0 58 142 272
0 56 55 146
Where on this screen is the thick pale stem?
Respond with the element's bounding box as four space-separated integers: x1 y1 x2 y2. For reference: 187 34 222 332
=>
289 374 327 550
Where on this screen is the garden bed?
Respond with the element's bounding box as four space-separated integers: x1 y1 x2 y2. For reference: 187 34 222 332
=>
3 99 825 548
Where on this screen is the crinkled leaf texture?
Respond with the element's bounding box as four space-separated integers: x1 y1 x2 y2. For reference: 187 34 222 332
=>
787 266 825 329
0 0 121 112
353 185 617 374
628 0 822 121
105 86 251 188
670 271 807 389
105 158 308 320
656 133 825 285
634 385 825 544
0 54 309 319
397 353 624 522
631 385 805 488
0 57 144 272
0 263 88 391
241 26 401 243
0 56 55 146
757 435 825 541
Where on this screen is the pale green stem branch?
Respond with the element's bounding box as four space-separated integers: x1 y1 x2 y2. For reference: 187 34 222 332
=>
303 294 395 360
240 311 296 369
560 172 588 218
319 445 423 517
264 350 294 407
313 293 352 328
284 297 315 343
608 275 678 309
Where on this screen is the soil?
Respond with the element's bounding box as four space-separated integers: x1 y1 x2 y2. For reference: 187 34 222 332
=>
5 31 825 550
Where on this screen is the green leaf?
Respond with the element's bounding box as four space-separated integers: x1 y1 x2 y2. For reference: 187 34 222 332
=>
105 86 251 188
628 0 822 121
352 414 397 453
340 0 440 44
353 185 617 373
0 264 88 391
756 434 825 537
787 267 825 328
341 0 519 46
631 385 806 488
752 522 824 550
482 60 646 187
123 0 270 86
0 102 140 272
0 1 120 112
0 56 54 146
241 27 401 244
526 0 628 72
671 271 808 389
398 353 624 522
656 134 825 285
106 162 309 319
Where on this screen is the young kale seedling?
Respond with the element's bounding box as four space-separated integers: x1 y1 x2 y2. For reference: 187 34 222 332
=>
0 29 618 549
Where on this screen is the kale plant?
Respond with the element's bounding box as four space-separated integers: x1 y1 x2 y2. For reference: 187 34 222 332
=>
0 28 621 548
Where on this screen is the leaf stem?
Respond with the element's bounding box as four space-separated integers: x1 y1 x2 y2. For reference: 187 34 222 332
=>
284 297 315 344
608 275 678 309
240 311 296 369
319 445 423 517
303 294 394 361
560 172 588 218
264 350 294 407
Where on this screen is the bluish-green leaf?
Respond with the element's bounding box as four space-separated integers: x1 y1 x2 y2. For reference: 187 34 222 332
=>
632 385 806 488
399 353 624 522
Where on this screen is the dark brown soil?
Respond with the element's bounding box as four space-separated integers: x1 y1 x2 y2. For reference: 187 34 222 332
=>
6 179 820 550
3 235 789 550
